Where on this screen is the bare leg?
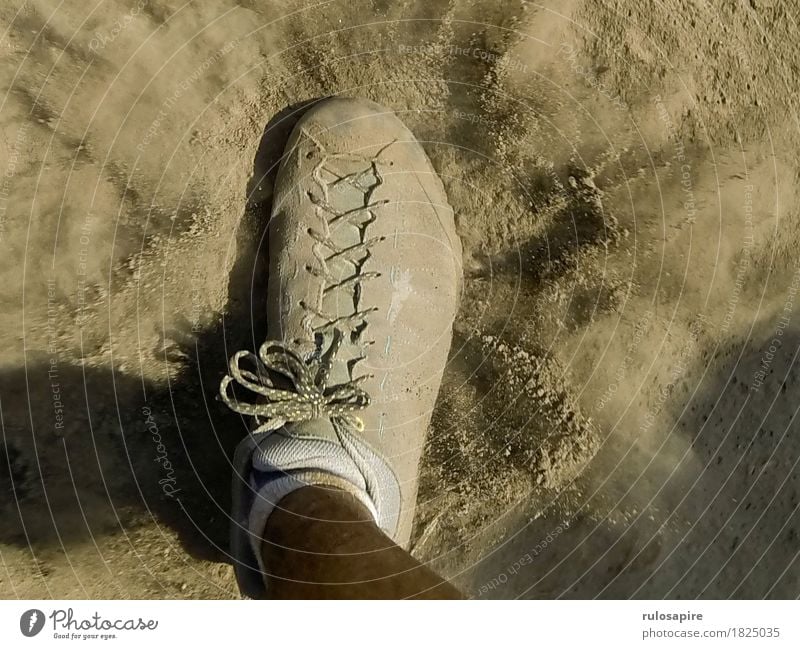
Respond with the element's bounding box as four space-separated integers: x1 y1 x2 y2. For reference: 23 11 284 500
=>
260 486 462 599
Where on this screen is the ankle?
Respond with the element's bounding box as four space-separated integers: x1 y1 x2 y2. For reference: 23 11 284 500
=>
260 486 461 599
263 486 395 555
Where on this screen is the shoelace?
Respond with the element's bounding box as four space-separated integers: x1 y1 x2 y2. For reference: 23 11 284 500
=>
300 149 389 335
221 137 395 435
220 328 371 434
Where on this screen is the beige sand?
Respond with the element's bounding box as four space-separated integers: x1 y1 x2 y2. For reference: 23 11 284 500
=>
1 0 799 598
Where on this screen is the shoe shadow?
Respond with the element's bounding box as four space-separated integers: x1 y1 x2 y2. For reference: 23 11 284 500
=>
0 99 323 570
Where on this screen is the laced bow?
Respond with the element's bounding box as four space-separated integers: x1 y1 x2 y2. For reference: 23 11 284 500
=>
220 329 370 434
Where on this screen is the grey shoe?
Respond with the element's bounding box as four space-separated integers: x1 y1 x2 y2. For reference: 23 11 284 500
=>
222 97 462 597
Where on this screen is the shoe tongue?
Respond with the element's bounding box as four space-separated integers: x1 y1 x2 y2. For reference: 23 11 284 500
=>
319 162 379 213
300 156 378 409
315 329 359 387
285 418 337 440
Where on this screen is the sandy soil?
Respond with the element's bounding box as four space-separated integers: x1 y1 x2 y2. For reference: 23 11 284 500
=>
1 0 800 598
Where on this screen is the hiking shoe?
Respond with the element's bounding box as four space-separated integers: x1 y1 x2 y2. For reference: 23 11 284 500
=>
221 97 462 597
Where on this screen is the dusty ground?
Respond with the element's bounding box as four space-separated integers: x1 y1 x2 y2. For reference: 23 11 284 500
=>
1 0 800 598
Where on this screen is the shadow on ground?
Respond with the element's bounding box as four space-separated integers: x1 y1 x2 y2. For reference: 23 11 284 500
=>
0 98 325 566
459 327 800 598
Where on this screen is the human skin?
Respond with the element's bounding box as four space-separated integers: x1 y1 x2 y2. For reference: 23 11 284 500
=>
260 486 462 599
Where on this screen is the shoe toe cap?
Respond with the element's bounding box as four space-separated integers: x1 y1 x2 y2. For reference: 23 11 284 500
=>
294 96 413 152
